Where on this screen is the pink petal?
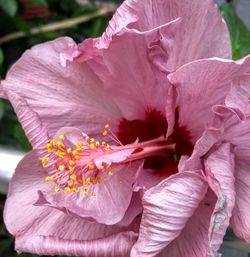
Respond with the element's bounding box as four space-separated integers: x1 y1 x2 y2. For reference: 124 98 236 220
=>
182 127 223 172
205 143 235 255
59 40 81 67
168 57 250 141
89 0 231 70
38 161 141 225
4 150 139 256
212 103 250 242
116 192 143 227
31 126 142 225
6 91 49 148
231 147 250 242
161 189 216 257
81 22 179 120
2 37 122 146
15 231 137 257
130 171 208 257
223 103 250 147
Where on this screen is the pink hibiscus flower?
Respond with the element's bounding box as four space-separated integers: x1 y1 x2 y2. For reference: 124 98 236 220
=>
1 0 250 256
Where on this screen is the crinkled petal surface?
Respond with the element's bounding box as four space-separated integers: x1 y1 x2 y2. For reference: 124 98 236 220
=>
83 0 231 71
159 189 216 257
38 161 141 225
1 37 122 146
80 22 179 120
6 91 49 148
231 146 250 242
130 171 208 257
222 104 250 242
168 57 250 141
205 143 235 256
4 151 139 257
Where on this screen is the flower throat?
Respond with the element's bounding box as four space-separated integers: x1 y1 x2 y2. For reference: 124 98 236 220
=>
41 109 193 195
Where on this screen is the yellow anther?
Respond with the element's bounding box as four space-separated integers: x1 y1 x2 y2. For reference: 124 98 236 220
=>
82 186 88 192
85 136 89 141
72 149 78 156
54 186 60 192
56 142 63 148
45 176 53 182
68 180 74 186
76 141 83 151
68 167 75 174
56 179 61 184
72 187 80 193
90 138 95 143
101 141 106 145
95 141 100 147
97 176 101 183
108 170 113 176
106 144 110 150
103 177 107 182
58 165 65 171
70 174 76 180
58 134 65 141
74 155 80 160
87 164 95 170
90 143 96 149
102 130 108 136
64 187 71 193
92 191 96 196
49 140 56 146
46 143 54 153
84 191 89 196
91 178 97 185
69 160 75 166
104 124 110 129
67 148 72 154
41 157 49 168
57 150 65 158
85 177 91 185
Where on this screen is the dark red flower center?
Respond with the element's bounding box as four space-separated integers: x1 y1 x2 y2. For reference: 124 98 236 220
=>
117 109 193 176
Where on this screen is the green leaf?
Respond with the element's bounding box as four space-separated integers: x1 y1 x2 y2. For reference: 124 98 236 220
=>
29 0 48 7
14 124 32 151
0 48 4 67
0 0 18 17
0 100 4 120
220 3 250 60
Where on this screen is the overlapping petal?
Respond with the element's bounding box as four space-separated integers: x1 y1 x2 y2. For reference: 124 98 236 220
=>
37 160 141 225
82 0 231 71
1 37 122 146
205 143 235 256
161 189 216 257
231 147 250 242
130 171 208 257
168 57 250 141
79 21 180 120
4 151 139 257
221 104 250 242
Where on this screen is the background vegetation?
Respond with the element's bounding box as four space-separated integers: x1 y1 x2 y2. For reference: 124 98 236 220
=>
0 0 250 256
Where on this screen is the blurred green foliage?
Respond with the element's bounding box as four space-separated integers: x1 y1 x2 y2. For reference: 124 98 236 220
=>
0 0 250 257
0 0 111 151
220 2 250 60
0 0 112 256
